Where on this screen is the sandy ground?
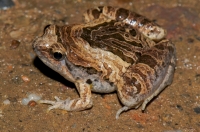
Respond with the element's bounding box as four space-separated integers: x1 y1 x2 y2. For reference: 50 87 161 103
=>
0 0 200 132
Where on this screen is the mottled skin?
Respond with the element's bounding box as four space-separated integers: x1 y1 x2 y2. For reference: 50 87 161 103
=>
33 6 176 119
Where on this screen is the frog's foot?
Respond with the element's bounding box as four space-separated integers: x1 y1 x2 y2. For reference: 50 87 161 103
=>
39 96 92 111
39 96 71 111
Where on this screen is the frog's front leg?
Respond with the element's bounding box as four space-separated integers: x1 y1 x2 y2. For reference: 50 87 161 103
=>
39 80 92 111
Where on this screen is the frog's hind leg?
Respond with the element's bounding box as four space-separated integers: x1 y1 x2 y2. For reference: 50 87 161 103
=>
116 64 173 119
115 63 173 119
116 40 175 119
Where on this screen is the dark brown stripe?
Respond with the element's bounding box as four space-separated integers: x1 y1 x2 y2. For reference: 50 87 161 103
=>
122 76 141 96
86 67 98 75
131 13 142 19
139 18 151 26
154 43 166 50
104 41 135 63
92 9 101 19
80 21 145 63
129 28 137 36
133 67 150 90
137 54 157 69
97 6 103 11
115 8 129 21
135 52 142 59
145 48 165 62
62 26 75 49
55 25 63 44
106 6 115 14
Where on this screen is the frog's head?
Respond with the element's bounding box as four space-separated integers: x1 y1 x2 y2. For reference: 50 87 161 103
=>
33 25 75 82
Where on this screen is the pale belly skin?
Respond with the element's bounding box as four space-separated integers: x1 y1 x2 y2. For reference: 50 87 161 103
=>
33 6 176 119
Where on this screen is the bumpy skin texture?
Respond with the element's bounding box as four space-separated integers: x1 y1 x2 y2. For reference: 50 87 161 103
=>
33 6 176 119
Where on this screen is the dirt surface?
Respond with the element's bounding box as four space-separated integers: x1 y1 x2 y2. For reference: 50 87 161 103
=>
0 0 200 132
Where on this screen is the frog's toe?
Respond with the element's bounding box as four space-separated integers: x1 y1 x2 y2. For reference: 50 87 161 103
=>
39 100 56 105
39 96 71 111
116 106 129 119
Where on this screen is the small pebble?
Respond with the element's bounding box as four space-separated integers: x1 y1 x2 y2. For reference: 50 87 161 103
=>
3 99 11 105
193 107 200 114
21 75 30 82
187 38 194 43
7 64 14 73
176 104 183 111
10 40 20 49
10 29 23 39
28 100 37 107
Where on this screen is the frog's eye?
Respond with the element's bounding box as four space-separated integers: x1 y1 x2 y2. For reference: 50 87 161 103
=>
52 50 65 61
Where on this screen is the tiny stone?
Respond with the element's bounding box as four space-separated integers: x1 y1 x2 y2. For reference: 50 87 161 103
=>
21 75 30 82
28 100 37 107
10 40 20 49
176 104 183 111
193 107 200 114
187 38 194 43
3 99 11 105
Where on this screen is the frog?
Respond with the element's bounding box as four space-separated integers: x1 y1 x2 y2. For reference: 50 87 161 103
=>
33 6 176 119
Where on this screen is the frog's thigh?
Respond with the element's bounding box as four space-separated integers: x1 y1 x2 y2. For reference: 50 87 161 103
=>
141 64 175 110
